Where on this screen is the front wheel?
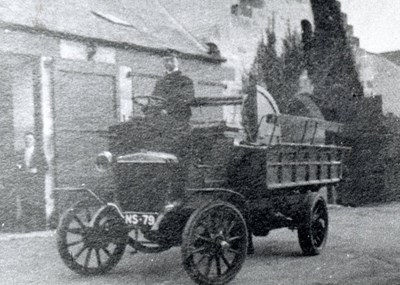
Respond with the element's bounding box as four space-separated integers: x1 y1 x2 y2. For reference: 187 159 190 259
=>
57 202 128 275
297 193 329 256
182 201 248 285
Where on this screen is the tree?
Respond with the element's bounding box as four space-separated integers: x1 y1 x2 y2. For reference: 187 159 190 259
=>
251 28 305 114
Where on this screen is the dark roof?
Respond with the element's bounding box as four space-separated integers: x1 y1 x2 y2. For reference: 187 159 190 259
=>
380 50 400 66
0 0 209 56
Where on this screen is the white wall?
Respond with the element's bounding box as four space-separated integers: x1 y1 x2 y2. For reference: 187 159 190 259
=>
356 49 400 116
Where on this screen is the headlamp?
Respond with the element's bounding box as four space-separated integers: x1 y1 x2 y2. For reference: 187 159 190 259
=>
95 151 113 172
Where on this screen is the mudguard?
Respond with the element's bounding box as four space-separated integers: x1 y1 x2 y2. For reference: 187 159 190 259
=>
184 188 249 215
54 187 107 217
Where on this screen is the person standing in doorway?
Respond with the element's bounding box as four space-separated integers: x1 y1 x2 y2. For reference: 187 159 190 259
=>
16 132 47 232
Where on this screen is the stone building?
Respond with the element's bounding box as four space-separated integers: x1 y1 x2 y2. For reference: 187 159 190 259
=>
327 14 400 205
344 48 400 204
0 0 233 228
0 0 363 227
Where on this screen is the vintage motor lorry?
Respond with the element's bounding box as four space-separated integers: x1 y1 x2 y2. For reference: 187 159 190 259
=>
56 85 348 285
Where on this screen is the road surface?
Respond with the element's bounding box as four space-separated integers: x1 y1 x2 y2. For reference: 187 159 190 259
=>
0 203 400 285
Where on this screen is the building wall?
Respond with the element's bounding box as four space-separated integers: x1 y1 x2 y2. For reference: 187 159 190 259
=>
0 29 58 56
356 49 400 116
52 59 118 189
355 51 400 203
0 25 234 224
347 49 400 205
0 68 15 228
0 0 374 219
11 60 35 151
160 0 314 83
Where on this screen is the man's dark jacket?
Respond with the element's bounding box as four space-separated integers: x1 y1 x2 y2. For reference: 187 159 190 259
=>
152 71 195 123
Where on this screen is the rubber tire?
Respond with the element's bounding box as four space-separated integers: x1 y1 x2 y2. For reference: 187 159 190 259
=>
297 192 329 256
57 201 127 275
182 201 248 285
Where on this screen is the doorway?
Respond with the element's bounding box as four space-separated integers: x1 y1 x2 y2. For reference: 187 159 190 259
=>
0 53 39 230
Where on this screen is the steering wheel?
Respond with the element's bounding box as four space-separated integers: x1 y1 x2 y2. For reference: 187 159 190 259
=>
132 96 167 115
132 96 167 107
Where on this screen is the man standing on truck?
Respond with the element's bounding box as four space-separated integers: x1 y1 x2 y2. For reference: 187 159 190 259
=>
152 50 195 124
151 50 195 196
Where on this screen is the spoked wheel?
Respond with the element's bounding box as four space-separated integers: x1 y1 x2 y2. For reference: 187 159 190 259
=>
182 201 248 285
298 192 329 256
57 202 128 275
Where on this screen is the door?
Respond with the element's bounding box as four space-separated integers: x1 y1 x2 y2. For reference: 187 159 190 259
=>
53 61 118 189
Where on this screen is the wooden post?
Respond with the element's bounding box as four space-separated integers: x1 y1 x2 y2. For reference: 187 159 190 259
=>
39 56 56 228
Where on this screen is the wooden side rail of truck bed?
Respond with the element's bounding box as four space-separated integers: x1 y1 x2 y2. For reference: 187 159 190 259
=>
237 143 350 190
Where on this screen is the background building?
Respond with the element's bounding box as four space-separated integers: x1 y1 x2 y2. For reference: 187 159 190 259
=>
0 0 233 228
1 0 383 228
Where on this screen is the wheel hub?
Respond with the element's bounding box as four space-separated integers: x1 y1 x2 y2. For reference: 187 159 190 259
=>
220 240 230 250
210 233 231 254
83 227 116 249
83 228 101 248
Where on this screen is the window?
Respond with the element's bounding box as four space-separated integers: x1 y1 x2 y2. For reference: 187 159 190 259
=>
60 40 87 61
242 0 265 9
231 1 253 18
93 46 116 64
60 40 116 64
231 4 239 16
239 0 253 18
91 11 135 28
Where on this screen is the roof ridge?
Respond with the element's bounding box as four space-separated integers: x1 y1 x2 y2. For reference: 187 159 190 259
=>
0 0 216 57
154 0 207 52
364 51 400 71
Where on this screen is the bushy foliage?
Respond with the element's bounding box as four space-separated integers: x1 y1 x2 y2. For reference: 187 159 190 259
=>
248 20 364 122
251 28 305 114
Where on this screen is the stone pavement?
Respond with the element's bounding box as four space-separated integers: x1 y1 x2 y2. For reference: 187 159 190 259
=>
0 229 55 241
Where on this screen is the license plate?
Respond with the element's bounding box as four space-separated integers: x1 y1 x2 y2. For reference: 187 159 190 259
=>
123 212 157 226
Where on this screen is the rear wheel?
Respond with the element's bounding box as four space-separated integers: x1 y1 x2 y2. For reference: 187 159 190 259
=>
57 202 127 275
182 201 248 285
297 193 329 255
